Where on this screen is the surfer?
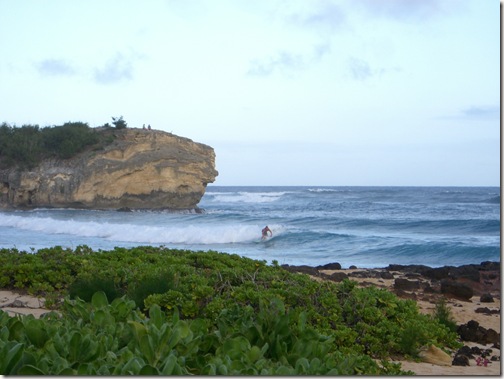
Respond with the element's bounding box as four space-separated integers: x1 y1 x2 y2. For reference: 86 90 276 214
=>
261 226 272 240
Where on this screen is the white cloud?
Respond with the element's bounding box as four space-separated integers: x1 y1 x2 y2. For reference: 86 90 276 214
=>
35 59 76 76
355 0 452 22
93 53 134 84
462 106 499 120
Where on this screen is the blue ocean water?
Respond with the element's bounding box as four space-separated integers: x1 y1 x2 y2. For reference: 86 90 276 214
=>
0 186 500 268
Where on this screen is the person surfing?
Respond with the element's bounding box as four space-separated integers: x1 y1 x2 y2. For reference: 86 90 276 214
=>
261 225 273 240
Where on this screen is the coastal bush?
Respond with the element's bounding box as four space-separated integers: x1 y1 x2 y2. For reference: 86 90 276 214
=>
432 297 458 333
41 122 99 159
0 292 407 375
68 276 122 303
0 245 461 374
127 269 179 310
0 121 112 169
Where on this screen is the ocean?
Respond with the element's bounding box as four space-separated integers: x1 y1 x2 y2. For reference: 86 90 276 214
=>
0 186 500 269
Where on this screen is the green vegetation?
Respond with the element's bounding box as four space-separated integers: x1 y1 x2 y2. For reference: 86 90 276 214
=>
111 116 127 129
0 246 463 375
432 297 458 333
0 117 127 169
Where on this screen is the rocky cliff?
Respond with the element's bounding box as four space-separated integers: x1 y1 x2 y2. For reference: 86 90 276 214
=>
0 128 218 210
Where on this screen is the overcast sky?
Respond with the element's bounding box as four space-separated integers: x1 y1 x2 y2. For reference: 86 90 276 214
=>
0 0 500 186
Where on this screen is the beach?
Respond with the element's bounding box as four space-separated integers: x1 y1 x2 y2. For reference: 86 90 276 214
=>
1 262 500 376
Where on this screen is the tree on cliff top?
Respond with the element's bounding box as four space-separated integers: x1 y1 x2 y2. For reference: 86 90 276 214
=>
111 116 127 129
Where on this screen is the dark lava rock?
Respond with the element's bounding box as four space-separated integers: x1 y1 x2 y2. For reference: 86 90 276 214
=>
452 354 470 366
440 279 473 300
423 266 451 281
449 265 481 282
280 265 319 276
117 207 133 212
380 271 394 280
394 278 420 291
480 293 494 303
328 272 348 282
404 272 422 278
484 329 500 345
349 265 357 269
458 321 484 342
317 262 342 270
423 283 437 293
349 270 375 279
481 261 500 271
457 320 501 345
386 264 431 275
475 307 499 315
456 345 475 358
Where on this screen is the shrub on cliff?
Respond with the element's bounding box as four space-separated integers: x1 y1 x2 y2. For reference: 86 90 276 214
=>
0 122 104 168
111 116 127 129
0 123 42 168
42 122 99 159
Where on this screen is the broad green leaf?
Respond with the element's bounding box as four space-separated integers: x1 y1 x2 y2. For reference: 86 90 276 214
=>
160 353 177 375
58 367 75 375
120 357 144 375
149 304 164 329
275 365 294 375
0 342 24 374
68 332 82 362
91 291 109 308
205 363 217 375
17 364 45 375
247 345 262 363
139 364 159 375
171 306 180 323
25 320 49 348
177 321 191 339
295 357 310 373
78 334 99 363
77 363 91 375
139 335 156 366
92 309 115 327
217 363 228 375
128 321 147 344
297 311 307 332
6 319 24 341
167 326 181 350
260 342 269 357
310 357 321 371
0 325 8 340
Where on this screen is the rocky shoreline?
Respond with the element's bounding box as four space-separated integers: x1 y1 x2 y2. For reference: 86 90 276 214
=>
282 261 501 375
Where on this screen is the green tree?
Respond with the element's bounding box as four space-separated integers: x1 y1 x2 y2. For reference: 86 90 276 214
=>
111 116 127 129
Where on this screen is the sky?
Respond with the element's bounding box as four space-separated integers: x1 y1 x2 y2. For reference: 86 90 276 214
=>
0 0 500 186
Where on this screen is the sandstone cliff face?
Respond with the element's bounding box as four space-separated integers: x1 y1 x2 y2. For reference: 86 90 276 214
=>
0 129 218 210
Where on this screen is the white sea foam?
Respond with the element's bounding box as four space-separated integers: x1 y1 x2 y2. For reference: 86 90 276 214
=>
0 213 284 245
206 191 287 203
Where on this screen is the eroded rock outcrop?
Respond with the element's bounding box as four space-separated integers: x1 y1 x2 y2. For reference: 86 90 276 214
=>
0 128 218 210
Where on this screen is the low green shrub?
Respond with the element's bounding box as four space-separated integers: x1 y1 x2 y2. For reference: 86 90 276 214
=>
432 297 458 333
0 245 461 373
68 276 122 303
127 270 176 310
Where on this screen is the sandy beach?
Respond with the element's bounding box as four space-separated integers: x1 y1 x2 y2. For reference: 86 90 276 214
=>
1 265 500 376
